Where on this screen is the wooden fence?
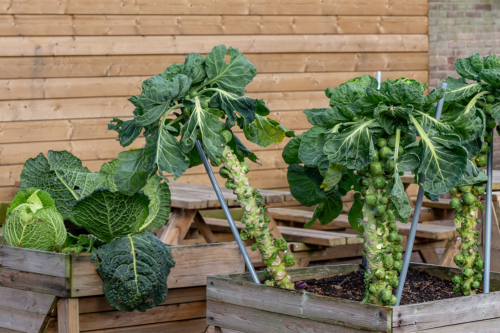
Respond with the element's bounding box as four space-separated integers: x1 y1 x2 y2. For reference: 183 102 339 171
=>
0 0 429 201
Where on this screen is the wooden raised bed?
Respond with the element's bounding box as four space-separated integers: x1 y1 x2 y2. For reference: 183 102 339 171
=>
207 263 500 333
0 241 244 333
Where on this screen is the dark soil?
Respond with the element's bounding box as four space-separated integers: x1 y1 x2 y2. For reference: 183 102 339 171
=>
299 269 479 305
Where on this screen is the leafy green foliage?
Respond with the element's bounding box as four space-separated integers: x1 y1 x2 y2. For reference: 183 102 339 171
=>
92 233 175 312
2 189 66 251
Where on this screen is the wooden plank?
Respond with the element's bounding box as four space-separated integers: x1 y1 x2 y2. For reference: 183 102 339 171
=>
0 15 428 36
0 245 68 277
0 328 24 333
78 286 206 314
411 198 451 209
0 70 429 100
393 291 500 332
0 35 428 57
269 208 458 240
207 274 392 332
418 249 440 265
158 208 197 245
0 286 56 333
0 53 430 79
57 298 79 333
79 301 205 331
418 317 500 332
193 212 218 244
439 237 460 267
0 0 429 16
81 318 208 333
207 299 368 333
0 188 19 202
0 267 70 297
70 242 244 297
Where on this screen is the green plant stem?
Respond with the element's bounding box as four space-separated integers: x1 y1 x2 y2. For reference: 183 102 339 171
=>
220 146 295 289
165 113 187 127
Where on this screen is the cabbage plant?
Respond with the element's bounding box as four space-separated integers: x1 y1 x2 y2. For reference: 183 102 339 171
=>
3 188 66 251
109 44 296 289
283 75 478 305
440 53 500 295
19 151 175 312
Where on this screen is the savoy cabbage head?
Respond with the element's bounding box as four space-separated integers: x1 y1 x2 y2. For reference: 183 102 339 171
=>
2 188 66 251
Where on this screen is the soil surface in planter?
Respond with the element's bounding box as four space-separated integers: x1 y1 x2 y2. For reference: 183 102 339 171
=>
299 269 481 305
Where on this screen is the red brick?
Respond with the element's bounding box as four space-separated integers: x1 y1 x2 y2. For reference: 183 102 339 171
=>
438 64 456 71
447 11 464 18
447 57 459 64
438 49 456 56
448 41 466 49
475 4 492 10
466 12 482 18
456 33 475 40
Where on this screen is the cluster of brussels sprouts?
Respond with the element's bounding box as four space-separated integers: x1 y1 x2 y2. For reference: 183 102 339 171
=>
356 134 406 305
449 185 485 295
219 146 295 289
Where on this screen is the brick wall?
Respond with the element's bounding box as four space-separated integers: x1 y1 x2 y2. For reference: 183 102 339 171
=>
429 0 500 168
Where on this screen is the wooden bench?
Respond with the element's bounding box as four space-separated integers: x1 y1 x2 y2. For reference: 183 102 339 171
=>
268 207 460 266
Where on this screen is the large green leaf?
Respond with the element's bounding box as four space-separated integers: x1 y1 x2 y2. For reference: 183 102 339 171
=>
282 134 303 165
454 58 481 81
443 78 481 102
181 53 206 83
396 154 420 173
374 104 412 134
456 159 488 188
323 119 376 170
108 118 142 147
423 88 445 110
100 159 119 192
114 149 152 194
139 175 171 232
131 74 191 127
469 53 484 73
407 120 468 195
387 170 412 223
306 194 343 227
20 151 107 220
180 97 226 164
209 88 256 124
92 232 175 312
72 188 149 242
479 69 500 86
204 45 257 96
298 126 327 167
287 165 327 207
483 54 500 69
153 125 190 180
387 82 425 107
347 192 364 233
320 163 344 191
243 114 288 147
226 132 260 164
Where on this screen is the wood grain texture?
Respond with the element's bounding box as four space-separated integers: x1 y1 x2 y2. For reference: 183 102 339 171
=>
70 242 244 297
0 53 429 79
80 318 208 333
0 0 428 16
0 267 70 297
0 71 428 100
0 286 56 333
158 209 196 245
0 245 68 277
417 318 500 332
57 298 79 333
0 35 428 57
0 15 428 36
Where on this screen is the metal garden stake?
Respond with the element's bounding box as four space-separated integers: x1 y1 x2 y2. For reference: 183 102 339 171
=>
194 140 261 284
484 132 493 293
395 82 448 305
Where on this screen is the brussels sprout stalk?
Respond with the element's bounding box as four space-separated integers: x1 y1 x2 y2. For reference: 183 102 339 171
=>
220 146 295 289
450 185 485 295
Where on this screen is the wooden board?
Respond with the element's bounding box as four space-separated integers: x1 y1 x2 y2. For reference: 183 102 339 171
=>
0 286 56 333
0 53 429 79
0 71 428 100
0 35 428 57
0 0 429 16
268 208 458 240
70 242 244 297
57 298 79 333
0 15 428 36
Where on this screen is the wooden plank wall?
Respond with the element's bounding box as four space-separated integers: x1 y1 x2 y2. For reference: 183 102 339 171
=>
0 0 429 201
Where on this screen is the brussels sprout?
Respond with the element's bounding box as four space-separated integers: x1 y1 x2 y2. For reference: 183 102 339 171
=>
385 160 395 173
225 180 237 190
495 90 500 98
449 187 459 197
395 252 402 260
474 258 484 270
219 167 231 178
240 229 248 241
398 145 404 156
487 84 496 92
380 289 392 302
240 162 250 174
450 198 463 211
476 155 487 167
389 276 399 288
474 185 485 196
488 120 497 130
361 188 367 196
459 186 472 193
463 192 477 206
370 162 383 176
375 268 386 278
393 260 403 272
454 253 466 266
379 196 389 205
388 232 399 242
379 146 392 161
463 267 474 278
393 235 403 245
365 194 377 206
480 143 490 154
373 204 386 216
453 285 462 293
393 246 403 253
369 285 378 293
485 105 492 115
485 134 493 143
486 95 496 103
383 256 394 268
362 178 370 187
462 283 471 291
283 253 295 267
372 150 380 162
389 295 398 306
388 137 397 148
377 138 387 148
373 176 386 189
474 273 483 281
452 275 463 285
471 280 480 290
274 238 287 251
477 99 486 107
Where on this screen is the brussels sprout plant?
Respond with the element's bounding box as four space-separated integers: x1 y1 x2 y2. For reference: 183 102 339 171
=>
283 75 480 305
109 45 296 289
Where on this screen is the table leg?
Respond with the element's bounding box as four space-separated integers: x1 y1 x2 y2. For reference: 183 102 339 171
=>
439 237 460 267
158 208 197 245
194 212 218 243
418 248 440 265
57 298 79 333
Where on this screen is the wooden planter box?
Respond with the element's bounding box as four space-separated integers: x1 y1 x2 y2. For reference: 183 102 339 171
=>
0 242 244 333
207 263 500 333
